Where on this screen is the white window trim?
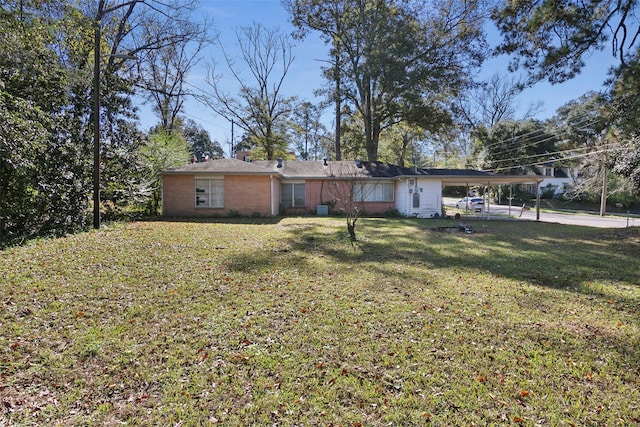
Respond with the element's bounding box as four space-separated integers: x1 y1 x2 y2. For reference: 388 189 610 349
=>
354 182 394 202
281 181 306 208
195 177 224 208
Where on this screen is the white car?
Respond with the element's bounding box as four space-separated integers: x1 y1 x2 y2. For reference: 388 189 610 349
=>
456 197 484 209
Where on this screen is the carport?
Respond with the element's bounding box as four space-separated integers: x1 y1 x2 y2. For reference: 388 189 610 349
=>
431 170 545 220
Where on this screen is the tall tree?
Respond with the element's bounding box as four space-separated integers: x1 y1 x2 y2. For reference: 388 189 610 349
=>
290 101 328 160
457 74 543 131
609 52 640 190
492 0 640 84
137 19 211 131
473 119 559 174
377 123 425 167
287 0 487 161
550 93 627 203
139 129 191 214
204 23 297 160
0 1 90 245
284 0 350 160
180 119 225 161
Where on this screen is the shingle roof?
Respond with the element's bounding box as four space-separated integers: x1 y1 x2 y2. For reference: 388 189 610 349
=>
162 158 542 184
163 158 276 175
252 160 413 178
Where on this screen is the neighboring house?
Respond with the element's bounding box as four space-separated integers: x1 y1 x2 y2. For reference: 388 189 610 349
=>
523 164 576 196
161 158 542 218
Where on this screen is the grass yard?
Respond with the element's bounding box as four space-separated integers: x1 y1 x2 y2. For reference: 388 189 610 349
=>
1 217 639 426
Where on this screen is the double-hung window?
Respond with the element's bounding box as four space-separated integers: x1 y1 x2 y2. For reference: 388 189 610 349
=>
353 182 394 202
282 182 305 208
195 177 224 208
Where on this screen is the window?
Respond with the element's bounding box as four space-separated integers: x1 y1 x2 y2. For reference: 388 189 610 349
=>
282 182 305 208
354 182 394 202
195 178 224 208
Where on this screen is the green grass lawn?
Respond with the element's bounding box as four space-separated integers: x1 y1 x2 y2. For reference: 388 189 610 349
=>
1 218 639 426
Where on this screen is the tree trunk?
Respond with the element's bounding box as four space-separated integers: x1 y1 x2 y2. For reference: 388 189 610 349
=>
347 222 356 241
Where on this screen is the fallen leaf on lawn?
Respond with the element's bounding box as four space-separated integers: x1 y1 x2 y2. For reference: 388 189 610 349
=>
233 354 249 362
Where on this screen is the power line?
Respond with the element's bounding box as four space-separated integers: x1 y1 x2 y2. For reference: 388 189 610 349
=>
477 112 603 153
483 146 622 173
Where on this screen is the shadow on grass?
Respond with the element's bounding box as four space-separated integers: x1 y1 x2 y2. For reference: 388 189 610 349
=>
150 216 285 225
276 218 640 311
216 217 640 388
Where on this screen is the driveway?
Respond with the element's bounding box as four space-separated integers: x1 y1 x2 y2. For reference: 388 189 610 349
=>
443 197 639 228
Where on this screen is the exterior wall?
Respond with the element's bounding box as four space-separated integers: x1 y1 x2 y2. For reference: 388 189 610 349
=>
396 180 408 215
396 178 442 218
538 177 573 195
303 179 394 216
162 174 196 217
306 180 333 213
162 174 274 217
225 175 273 216
358 201 396 215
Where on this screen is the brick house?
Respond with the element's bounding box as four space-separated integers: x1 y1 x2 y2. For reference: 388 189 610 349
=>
161 158 543 218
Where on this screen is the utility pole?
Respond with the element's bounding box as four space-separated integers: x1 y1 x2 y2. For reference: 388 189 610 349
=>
230 120 234 159
93 21 101 229
334 52 342 161
600 164 608 216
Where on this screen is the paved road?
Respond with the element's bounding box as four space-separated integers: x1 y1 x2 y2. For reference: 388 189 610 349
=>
443 197 639 228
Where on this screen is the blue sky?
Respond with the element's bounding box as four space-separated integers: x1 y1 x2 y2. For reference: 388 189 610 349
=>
135 0 619 156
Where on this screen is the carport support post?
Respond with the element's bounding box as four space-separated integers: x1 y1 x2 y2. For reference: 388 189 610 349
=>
486 182 490 218
465 183 470 210
536 181 541 221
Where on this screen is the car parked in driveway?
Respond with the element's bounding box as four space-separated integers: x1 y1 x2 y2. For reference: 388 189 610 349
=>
456 197 484 209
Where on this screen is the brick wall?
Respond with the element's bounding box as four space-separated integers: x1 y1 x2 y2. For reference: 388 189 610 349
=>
304 179 395 215
162 175 196 217
162 174 274 217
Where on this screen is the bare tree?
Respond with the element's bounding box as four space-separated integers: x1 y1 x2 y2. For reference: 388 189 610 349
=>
326 161 377 242
203 23 297 160
137 19 212 131
457 74 543 131
89 1 204 78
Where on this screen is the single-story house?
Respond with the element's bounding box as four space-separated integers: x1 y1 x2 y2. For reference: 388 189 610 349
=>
161 158 543 218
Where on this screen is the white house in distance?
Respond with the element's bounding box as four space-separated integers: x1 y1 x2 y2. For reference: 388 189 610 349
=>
522 164 576 196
